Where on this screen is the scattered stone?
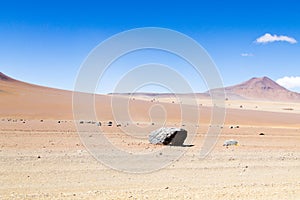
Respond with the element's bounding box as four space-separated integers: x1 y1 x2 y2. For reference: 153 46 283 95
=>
259 132 265 135
37 156 41 159
149 127 187 146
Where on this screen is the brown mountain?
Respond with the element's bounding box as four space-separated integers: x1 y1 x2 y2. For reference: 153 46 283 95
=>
222 76 300 101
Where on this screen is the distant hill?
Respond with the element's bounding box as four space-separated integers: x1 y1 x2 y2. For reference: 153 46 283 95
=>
109 92 210 100
221 76 300 101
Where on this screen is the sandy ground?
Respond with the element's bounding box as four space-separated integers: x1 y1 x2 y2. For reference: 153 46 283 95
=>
0 118 300 200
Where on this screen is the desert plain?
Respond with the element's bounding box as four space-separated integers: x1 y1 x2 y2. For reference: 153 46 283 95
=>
0 72 300 199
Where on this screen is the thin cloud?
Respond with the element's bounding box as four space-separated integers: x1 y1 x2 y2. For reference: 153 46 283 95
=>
276 76 300 90
255 33 297 44
241 53 254 57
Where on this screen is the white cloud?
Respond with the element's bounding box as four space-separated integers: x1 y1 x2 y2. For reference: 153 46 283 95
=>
255 33 297 44
276 76 300 90
241 53 254 57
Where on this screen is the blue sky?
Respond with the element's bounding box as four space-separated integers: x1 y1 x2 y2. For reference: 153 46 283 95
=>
1 0 300 93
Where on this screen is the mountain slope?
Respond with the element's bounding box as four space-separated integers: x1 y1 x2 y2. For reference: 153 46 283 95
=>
0 72 74 118
0 72 15 81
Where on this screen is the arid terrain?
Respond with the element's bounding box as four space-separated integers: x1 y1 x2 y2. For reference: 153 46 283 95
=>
0 72 300 199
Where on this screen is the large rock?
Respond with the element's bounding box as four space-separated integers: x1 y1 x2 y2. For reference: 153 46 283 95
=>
149 127 187 146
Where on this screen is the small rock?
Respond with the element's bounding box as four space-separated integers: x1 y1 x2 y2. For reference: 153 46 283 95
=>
223 139 239 146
